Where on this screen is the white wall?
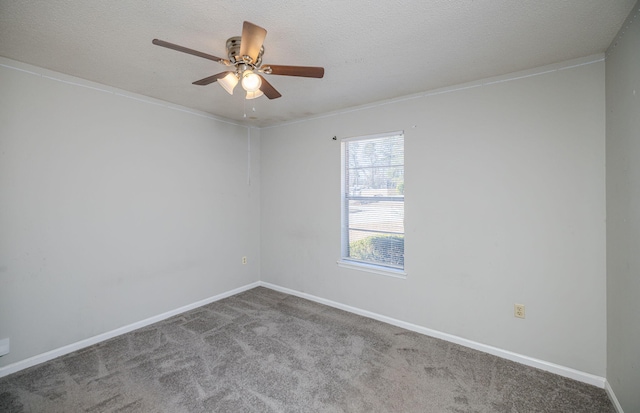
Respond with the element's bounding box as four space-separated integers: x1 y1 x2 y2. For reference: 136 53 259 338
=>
606 1 640 410
0 53 610 381
0 58 261 369
260 58 607 376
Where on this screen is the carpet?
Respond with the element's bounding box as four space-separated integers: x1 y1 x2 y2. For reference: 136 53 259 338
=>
0 287 615 412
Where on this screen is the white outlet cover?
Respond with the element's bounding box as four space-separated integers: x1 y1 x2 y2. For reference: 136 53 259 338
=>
0 338 9 356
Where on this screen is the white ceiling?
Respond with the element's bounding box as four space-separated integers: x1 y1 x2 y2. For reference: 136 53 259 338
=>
0 1 635 127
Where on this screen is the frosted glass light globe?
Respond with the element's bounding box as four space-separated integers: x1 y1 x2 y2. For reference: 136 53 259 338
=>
241 71 262 92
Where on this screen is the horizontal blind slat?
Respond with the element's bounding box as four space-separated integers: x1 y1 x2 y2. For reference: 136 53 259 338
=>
342 132 404 270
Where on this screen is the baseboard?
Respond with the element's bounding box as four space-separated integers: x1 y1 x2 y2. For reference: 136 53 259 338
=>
259 281 607 389
1 280 609 391
0 281 261 379
605 380 625 413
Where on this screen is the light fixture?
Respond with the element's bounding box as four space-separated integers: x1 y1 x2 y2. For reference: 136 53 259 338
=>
216 69 264 99
245 89 264 100
241 70 262 92
218 72 238 95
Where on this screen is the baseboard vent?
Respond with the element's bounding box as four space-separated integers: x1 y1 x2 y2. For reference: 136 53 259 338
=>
0 339 9 357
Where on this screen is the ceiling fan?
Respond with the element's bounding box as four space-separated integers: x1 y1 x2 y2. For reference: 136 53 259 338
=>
152 21 324 100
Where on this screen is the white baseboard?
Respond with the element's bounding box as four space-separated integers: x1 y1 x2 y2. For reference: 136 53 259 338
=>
605 380 625 413
259 281 607 389
0 280 609 392
0 281 260 379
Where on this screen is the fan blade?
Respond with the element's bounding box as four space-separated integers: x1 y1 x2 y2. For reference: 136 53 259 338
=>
152 39 222 62
192 72 233 86
240 21 267 64
258 75 282 99
266 65 324 78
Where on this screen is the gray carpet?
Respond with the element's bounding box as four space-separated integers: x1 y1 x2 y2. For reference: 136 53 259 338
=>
0 287 614 412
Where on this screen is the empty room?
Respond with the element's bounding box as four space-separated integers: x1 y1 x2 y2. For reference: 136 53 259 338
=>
1 1 639 412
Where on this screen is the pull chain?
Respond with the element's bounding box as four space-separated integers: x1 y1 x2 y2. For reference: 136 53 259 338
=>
247 128 251 186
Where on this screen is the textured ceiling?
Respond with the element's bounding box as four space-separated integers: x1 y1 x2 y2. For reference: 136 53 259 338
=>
0 1 635 126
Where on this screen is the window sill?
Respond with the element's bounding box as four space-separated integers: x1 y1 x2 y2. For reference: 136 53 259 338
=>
337 260 407 279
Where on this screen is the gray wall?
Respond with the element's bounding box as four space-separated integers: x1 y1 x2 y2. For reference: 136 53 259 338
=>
606 1 640 411
0 59 261 368
0 51 616 384
260 59 607 376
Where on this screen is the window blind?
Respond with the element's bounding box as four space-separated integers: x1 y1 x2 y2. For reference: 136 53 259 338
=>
341 132 404 269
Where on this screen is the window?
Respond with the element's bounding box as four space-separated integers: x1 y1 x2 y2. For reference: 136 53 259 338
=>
340 131 405 275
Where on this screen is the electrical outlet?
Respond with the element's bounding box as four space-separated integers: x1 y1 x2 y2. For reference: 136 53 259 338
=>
514 304 525 319
0 338 9 356
242 256 247 265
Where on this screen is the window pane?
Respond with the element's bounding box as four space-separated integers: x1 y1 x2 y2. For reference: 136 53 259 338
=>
348 229 404 268
347 136 404 170
347 166 404 196
342 132 404 271
348 199 404 234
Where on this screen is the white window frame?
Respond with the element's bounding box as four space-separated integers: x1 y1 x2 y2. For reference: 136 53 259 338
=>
338 131 406 278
